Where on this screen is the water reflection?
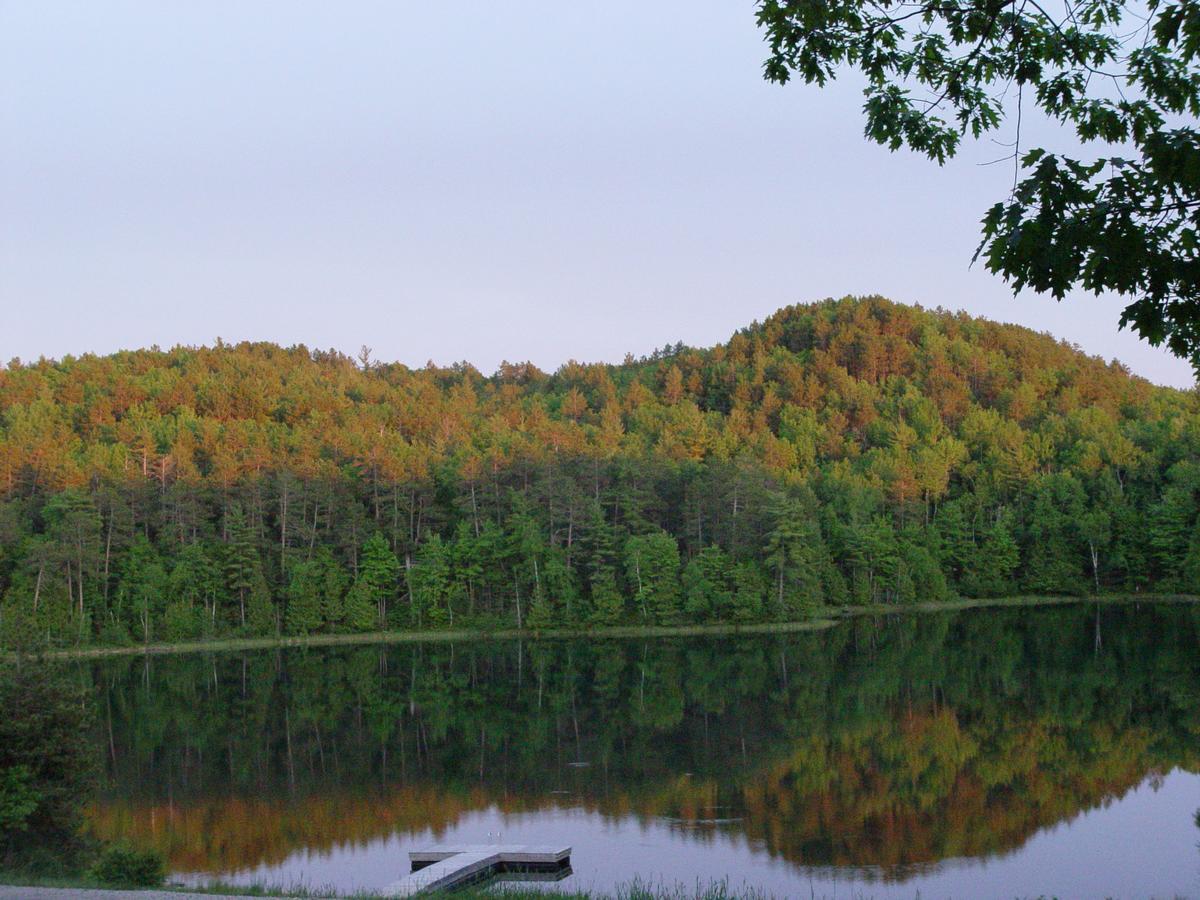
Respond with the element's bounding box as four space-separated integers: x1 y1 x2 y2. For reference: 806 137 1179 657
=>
84 603 1200 895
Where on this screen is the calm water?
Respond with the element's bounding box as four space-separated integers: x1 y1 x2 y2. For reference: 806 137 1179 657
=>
85 604 1200 899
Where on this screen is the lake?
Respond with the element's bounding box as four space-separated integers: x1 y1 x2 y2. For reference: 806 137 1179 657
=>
83 603 1200 898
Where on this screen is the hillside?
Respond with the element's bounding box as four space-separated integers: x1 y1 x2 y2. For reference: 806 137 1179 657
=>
1 296 1197 645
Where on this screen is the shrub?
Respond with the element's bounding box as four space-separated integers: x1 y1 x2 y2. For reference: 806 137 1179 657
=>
89 844 165 888
0 605 40 651
97 616 132 647
161 601 203 642
0 765 40 832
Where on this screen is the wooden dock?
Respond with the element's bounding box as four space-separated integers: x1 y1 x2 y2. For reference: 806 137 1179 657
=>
381 844 572 896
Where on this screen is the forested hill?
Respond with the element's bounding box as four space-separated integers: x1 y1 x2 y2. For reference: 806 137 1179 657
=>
1 296 1197 646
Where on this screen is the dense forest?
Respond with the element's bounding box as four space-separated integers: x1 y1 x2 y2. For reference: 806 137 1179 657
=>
1 296 1197 646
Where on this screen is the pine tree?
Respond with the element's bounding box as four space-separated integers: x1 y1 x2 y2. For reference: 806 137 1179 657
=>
114 534 168 643
764 494 828 615
934 499 974 589
896 528 949 603
168 542 222 631
1149 461 1200 590
223 506 260 628
589 569 622 623
315 548 348 631
583 504 625 625
43 489 102 639
732 562 767 620
507 506 547 628
525 581 554 629
543 549 579 624
985 515 1020 595
285 558 324 634
342 580 377 632
410 534 453 627
624 530 681 623
1022 475 1086 595
245 568 276 635
682 545 736 621
356 533 400 628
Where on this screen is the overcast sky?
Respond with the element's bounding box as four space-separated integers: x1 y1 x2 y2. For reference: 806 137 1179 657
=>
2 1 1195 388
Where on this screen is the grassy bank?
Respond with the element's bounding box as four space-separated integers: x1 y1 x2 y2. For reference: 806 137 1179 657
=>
5 593 1196 662
7 616 840 661
827 591 1200 618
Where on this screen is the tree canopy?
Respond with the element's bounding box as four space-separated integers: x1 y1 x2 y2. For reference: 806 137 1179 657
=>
755 0 1200 367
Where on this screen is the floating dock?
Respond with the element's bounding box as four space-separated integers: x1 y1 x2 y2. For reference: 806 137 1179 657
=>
381 844 572 896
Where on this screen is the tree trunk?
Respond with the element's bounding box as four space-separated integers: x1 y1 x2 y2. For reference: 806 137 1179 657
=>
280 478 289 559
470 482 480 537
103 514 114 601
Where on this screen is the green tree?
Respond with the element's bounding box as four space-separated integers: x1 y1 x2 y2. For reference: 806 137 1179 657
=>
583 504 625 625
765 494 832 614
0 766 38 835
507 506 548 629
316 549 349 631
1149 460 1200 589
842 516 901 604
409 534 455 627
934 500 974 590
245 568 277 635
526 547 578 628
682 545 737 621
160 600 203 642
449 520 486 617
731 561 768 620
357 533 400 628
624 529 682 623
967 512 1021 597
0 296 1198 647
756 0 1200 366
896 527 950 604
167 543 222 633
43 490 102 639
1080 507 1112 594
113 534 168 643
222 506 260 628
285 558 325 634
1022 474 1087 595
341 580 377 632
589 566 625 625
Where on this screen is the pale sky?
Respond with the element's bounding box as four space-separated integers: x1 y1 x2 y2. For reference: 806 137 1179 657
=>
2 1 1195 388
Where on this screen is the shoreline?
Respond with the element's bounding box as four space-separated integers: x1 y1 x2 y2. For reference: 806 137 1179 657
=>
6 593 1196 662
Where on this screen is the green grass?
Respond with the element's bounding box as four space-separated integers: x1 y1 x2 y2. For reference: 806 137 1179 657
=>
826 591 1200 618
6 618 844 661
7 593 1197 662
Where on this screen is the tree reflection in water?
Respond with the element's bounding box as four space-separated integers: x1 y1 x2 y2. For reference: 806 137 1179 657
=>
82 603 1200 882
